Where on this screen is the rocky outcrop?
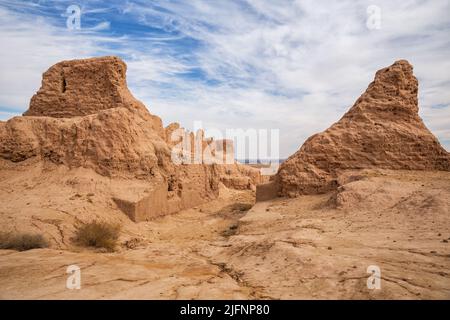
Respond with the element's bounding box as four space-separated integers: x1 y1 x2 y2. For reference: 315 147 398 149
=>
260 60 450 198
1 56 167 175
164 124 263 189
0 56 259 222
216 163 263 191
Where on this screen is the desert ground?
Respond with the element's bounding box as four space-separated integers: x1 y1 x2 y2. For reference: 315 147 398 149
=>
1 169 449 299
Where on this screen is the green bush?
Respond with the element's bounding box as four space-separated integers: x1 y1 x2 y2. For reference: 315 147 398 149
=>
0 232 49 251
75 221 120 252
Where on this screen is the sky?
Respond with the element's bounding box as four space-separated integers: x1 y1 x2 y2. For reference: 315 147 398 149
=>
0 0 449 158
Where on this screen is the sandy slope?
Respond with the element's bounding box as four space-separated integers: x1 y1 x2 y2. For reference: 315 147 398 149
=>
0 170 448 299
0 185 254 299
211 170 450 299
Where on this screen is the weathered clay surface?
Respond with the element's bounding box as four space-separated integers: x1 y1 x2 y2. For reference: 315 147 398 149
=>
1 170 449 299
213 170 450 299
0 56 259 224
272 60 450 197
164 123 262 190
1 57 448 300
217 164 263 191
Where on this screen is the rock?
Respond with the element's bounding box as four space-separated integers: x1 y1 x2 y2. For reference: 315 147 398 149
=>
261 60 450 198
164 122 262 190
26 57 140 117
0 56 259 228
216 163 262 190
214 170 450 299
1 57 167 175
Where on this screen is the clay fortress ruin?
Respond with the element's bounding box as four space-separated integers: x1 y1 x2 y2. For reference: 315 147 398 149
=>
0 56 449 300
0 56 262 224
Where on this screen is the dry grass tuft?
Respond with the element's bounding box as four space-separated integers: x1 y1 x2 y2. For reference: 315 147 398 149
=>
74 221 121 252
0 232 49 251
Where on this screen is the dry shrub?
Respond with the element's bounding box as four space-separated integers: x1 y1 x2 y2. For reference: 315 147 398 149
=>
0 232 49 251
75 221 120 252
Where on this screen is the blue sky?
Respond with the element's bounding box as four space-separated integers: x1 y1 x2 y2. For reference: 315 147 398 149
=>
0 0 449 157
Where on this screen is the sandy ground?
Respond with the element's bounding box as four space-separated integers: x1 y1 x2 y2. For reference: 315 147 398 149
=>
0 170 449 299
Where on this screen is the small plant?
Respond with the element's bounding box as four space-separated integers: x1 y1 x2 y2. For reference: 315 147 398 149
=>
74 221 121 252
0 232 49 251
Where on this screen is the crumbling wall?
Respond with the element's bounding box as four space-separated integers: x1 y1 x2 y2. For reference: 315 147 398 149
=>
260 60 450 199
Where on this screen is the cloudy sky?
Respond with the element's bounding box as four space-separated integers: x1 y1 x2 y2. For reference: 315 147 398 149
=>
0 0 449 157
